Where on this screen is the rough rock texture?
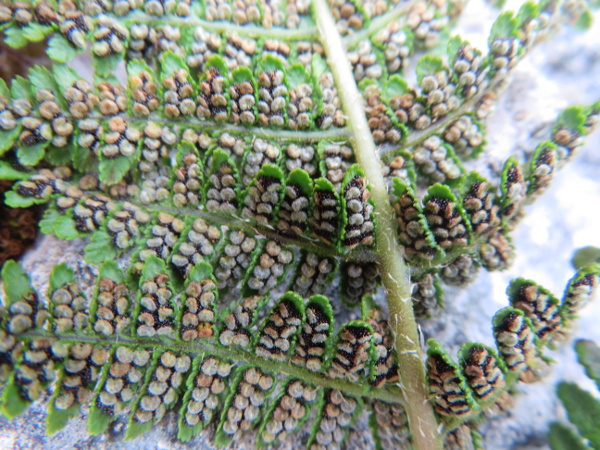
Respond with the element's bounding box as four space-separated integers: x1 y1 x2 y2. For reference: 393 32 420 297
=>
1 2 600 449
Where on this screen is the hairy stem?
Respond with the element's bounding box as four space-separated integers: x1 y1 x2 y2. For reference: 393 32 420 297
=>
312 1 442 449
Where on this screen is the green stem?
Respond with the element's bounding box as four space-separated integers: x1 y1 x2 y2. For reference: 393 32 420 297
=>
100 14 319 40
17 114 352 142
311 1 442 449
121 116 353 141
140 204 379 262
343 1 415 49
19 331 404 405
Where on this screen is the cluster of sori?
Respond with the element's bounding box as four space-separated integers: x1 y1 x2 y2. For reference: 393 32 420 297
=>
50 344 110 416
370 400 410 449
138 130 174 200
373 22 412 75
328 323 373 381
342 173 374 248
91 345 152 420
171 218 222 276
223 34 257 70
213 230 257 288
309 389 361 449
92 15 129 57
286 296 331 370
419 65 461 123
291 252 336 297
255 296 303 360
130 71 159 117
93 268 132 336
198 66 229 122
440 253 480 286
364 84 404 145
131 23 184 60
396 181 471 260
259 378 318 445
12 167 70 204
2 250 597 446
172 151 203 207
348 41 383 82
105 202 151 251
320 144 354 190
162 68 196 118
242 139 281 185
137 212 186 268
311 179 341 245
214 132 244 158
179 355 233 433
423 188 470 250
385 102 597 317
287 76 314 130
363 301 399 387
242 169 284 225
257 66 288 127
441 115 484 159
83 0 192 17
427 345 474 417
461 345 506 402
229 74 257 125
132 351 192 425
411 272 442 317
327 0 366 35
412 136 462 183
285 144 318 177
276 173 313 236
31 89 73 148
382 153 413 187
218 295 265 348
339 261 379 306
97 82 129 115
244 240 294 295
217 366 275 442
101 117 141 159
424 264 600 435
406 1 448 49
507 279 561 340
50 279 89 334
204 150 240 214
180 274 218 340
136 263 176 338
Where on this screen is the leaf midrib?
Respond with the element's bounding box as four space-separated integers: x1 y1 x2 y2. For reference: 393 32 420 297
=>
18 330 406 405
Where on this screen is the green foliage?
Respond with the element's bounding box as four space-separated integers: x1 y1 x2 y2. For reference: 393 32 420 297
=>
556 383 600 447
550 339 600 450
549 422 592 450
572 246 600 270
0 0 599 448
576 340 600 389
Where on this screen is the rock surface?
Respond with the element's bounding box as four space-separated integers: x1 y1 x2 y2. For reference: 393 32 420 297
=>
1 1 600 449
